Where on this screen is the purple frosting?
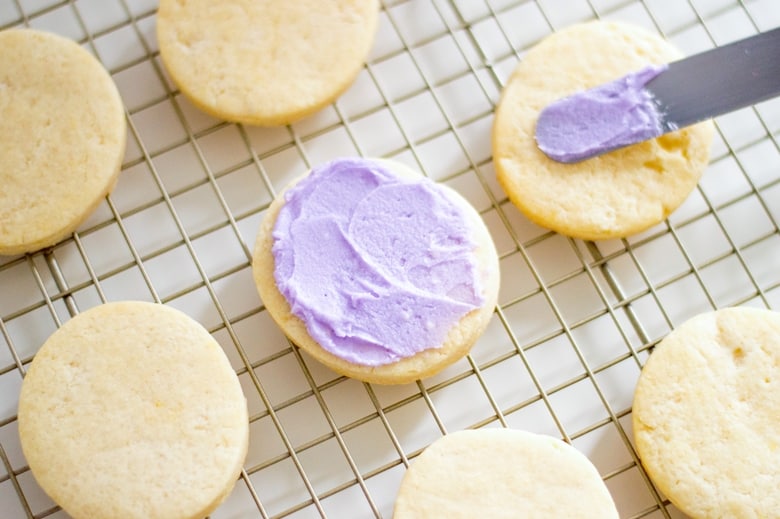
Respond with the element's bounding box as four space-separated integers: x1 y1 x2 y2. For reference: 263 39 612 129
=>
272 158 484 366
534 64 668 163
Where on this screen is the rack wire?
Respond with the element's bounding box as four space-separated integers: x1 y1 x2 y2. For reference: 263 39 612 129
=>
1 0 779 517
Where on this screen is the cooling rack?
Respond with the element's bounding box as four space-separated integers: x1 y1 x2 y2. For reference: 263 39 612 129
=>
2 0 779 517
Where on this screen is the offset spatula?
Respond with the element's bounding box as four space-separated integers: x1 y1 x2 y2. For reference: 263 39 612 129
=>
535 27 780 163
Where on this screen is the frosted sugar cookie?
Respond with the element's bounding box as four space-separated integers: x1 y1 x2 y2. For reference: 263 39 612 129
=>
252 157 499 384
633 307 780 518
0 29 126 255
492 21 714 240
393 429 619 518
156 0 379 126
18 301 249 519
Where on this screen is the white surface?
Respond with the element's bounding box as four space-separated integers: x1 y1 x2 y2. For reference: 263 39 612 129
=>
1 1 779 518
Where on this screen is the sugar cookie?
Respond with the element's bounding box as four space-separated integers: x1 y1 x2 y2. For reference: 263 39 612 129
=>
393 429 619 518
156 0 379 126
18 301 249 519
0 29 126 255
252 157 499 384
633 307 780 518
492 21 713 240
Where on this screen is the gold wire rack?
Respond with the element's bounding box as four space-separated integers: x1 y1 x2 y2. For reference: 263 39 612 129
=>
1 0 779 517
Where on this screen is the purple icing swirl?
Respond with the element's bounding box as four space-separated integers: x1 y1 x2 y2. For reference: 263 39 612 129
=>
535 64 668 163
272 158 484 366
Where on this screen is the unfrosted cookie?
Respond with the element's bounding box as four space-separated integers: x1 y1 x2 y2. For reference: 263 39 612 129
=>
18 301 249 519
393 429 619 518
252 157 499 384
0 29 126 255
156 0 379 126
633 307 780 518
492 21 714 240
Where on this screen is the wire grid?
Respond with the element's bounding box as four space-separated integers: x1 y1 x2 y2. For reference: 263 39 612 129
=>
1 0 779 517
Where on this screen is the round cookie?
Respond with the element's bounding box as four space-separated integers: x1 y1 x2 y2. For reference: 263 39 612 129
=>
156 0 379 126
492 21 714 240
17 301 249 519
633 307 780 518
0 29 126 256
393 429 619 518
252 157 499 385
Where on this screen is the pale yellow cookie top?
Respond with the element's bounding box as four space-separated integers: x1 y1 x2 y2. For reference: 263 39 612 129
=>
633 307 780 518
492 20 714 240
156 0 379 126
18 301 249 519
0 29 126 256
251 158 499 385
393 428 619 518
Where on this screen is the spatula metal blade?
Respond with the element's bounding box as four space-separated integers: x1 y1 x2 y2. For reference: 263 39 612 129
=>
648 27 780 132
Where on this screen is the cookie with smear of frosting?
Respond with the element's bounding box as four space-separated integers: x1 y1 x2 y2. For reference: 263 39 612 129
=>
492 20 714 240
633 307 780 518
156 0 379 126
252 157 499 384
0 29 126 255
393 429 619 518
